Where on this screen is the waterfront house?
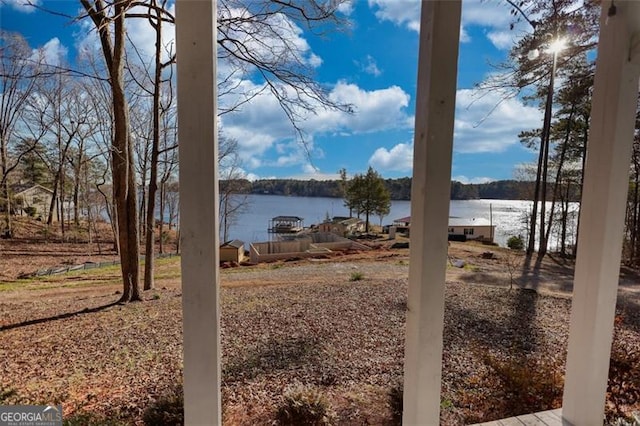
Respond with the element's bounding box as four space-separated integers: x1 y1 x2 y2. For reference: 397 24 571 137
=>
392 216 496 243
448 217 495 242
219 240 244 263
318 216 365 237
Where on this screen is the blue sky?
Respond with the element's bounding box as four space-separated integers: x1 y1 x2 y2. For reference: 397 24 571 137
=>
0 0 543 183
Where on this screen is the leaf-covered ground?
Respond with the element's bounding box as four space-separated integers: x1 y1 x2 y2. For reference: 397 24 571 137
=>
1 245 639 425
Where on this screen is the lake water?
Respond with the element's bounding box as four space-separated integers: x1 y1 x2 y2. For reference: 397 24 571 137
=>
225 195 579 249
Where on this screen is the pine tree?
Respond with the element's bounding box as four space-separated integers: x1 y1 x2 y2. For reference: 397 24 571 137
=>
346 167 391 233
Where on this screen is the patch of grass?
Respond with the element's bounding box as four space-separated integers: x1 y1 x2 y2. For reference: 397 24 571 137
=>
276 384 333 425
463 263 479 272
349 271 364 282
441 398 454 410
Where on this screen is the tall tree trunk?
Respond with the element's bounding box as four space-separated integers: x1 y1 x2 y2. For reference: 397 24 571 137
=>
139 150 147 240
47 173 60 225
60 166 66 238
159 181 165 254
632 155 640 265
527 131 545 256
82 0 141 302
143 1 164 291
541 105 575 260
73 162 81 227
1 172 11 237
573 117 590 257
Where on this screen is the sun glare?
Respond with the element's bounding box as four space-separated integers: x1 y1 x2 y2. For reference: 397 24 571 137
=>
547 38 567 54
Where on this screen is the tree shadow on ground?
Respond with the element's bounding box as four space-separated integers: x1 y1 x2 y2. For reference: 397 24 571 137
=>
615 296 640 335
223 336 322 383
0 299 121 332
446 288 541 353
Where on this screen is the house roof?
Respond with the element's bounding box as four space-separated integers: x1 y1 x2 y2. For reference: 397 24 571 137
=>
393 216 494 227
221 239 244 249
326 217 362 225
12 183 53 195
448 217 492 227
271 215 303 221
394 216 412 224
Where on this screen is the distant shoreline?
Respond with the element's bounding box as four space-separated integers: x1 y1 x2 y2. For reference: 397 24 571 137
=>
222 178 581 202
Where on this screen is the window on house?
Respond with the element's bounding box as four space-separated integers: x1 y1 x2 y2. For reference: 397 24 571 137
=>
448 227 454 233
464 228 474 235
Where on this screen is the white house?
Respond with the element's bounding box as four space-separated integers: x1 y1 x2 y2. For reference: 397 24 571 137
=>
448 217 495 242
175 1 640 425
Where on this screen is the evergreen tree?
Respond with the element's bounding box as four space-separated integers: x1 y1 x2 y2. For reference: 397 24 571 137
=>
346 167 391 233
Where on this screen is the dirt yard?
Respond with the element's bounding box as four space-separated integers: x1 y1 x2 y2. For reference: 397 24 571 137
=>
1 223 639 425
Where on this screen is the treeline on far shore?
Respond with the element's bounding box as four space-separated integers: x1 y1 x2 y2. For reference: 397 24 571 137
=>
220 178 582 201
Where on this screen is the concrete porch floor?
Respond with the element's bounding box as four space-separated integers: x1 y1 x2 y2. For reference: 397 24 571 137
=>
472 408 568 426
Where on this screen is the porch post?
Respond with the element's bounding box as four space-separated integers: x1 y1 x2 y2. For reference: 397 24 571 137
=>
402 1 461 424
562 2 640 424
175 1 221 425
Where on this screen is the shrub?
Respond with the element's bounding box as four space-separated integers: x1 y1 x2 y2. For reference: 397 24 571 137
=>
482 352 562 418
276 385 332 425
23 206 37 217
143 386 184 426
349 271 364 281
388 383 403 425
507 235 524 250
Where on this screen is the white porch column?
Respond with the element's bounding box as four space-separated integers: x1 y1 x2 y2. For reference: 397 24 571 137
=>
402 1 461 424
563 2 640 425
175 1 221 425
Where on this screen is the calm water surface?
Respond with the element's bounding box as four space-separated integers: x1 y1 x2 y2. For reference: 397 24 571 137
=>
226 194 577 248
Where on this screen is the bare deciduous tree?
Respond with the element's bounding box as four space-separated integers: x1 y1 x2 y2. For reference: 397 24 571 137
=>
81 0 141 302
0 32 43 237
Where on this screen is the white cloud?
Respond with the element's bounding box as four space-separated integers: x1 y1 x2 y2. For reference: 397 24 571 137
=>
460 25 471 43
368 0 528 49
454 87 542 153
244 172 260 182
358 55 381 76
2 0 38 13
302 163 318 174
367 0 420 32
452 175 495 184
308 82 411 134
369 143 413 172
487 31 515 50
461 0 512 28
337 1 355 16
220 79 412 171
30 38 68 67
286 169 341 181
218 5 323 74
